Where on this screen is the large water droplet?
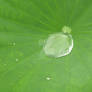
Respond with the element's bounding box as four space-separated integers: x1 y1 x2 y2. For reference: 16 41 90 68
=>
43 26 73 58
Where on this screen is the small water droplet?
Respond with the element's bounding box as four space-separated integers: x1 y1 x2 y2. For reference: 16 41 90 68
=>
16 58 19 62
4 64 7 66
62 26 72 34
13 42 16 46
9 42 16 46
43 26 73 58
46 77 51 80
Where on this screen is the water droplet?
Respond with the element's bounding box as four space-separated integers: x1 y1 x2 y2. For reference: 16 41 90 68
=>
9 42 16 46
46 77 51 80
16 58 19 62
62 26 72 33
4 64 7 66
43 26 73 58
13 42 16 46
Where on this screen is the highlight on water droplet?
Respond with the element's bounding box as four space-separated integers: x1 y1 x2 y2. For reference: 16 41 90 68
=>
43 26 73 58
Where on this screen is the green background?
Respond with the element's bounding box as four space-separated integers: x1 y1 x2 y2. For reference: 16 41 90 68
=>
0 0 92 92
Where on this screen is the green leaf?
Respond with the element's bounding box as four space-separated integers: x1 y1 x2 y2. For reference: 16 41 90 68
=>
0 0 92 92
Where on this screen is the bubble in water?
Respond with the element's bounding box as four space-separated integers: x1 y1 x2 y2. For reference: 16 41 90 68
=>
43 26 73 58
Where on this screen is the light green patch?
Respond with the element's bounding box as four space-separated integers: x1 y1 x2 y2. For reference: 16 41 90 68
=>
0 0 92 92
